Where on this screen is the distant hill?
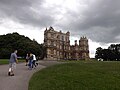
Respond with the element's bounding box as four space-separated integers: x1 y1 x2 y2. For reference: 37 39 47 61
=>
0 32 45 59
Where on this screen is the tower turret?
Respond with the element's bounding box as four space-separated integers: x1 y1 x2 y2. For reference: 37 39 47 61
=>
79 36 89 60
75 40 78 46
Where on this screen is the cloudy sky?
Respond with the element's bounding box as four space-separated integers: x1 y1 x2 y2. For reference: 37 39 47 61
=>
0 0 120 58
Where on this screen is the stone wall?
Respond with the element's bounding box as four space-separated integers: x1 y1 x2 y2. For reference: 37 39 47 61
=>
44 26 89 60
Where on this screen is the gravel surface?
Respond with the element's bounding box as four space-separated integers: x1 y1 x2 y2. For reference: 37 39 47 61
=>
0 60 62 90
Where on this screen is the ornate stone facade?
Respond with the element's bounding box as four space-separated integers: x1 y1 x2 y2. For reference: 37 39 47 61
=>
44 26 89 60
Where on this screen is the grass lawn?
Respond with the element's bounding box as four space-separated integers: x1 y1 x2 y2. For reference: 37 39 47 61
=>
0 59 25 65
29 61 120 90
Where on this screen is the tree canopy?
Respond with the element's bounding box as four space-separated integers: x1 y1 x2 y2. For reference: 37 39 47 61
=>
95 44 120 61
0 32 46 59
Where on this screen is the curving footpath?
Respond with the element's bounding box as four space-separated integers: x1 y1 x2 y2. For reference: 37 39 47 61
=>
0 60 62 90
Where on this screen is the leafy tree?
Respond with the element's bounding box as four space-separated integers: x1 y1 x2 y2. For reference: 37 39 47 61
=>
0 32 45 59
95 44 120 61
95 47 103 59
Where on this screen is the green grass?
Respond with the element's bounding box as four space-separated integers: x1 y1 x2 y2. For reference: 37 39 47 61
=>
29 61 120 90
0 59 25 65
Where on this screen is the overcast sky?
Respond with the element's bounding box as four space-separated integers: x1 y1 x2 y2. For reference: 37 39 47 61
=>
0 0 120 58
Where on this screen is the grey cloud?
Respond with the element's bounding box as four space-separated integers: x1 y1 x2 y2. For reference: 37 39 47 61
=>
56 0 120 44
0 0 55 27
0 0 120 44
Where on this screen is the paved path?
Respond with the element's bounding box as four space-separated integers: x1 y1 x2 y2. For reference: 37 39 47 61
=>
0 60 62 90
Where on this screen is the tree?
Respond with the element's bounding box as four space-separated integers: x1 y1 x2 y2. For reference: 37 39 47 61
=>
95 44 120 61
95 47 103 59
0 32 45 59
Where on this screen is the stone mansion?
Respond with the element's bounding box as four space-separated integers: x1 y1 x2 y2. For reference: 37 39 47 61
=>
44 26 89 60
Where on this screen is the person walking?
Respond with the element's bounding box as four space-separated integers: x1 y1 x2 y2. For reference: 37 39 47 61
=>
32 54 37 68
8 50 18 76
25 54 29 66
28 53 33 70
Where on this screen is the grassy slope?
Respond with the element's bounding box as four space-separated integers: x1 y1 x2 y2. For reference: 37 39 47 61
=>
0 59 25 65
29 61 120 90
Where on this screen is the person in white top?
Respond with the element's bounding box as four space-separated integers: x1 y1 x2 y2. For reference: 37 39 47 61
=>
32 54 37 68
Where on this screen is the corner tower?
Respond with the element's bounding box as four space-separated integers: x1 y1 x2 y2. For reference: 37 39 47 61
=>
79 36 89 60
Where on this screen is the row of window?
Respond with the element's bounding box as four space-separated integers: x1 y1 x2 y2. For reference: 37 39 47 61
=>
46 33 69 42
47 49 71 56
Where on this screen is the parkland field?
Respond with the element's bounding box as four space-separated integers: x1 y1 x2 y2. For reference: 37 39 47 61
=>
29 61 120 90
0 59 25 65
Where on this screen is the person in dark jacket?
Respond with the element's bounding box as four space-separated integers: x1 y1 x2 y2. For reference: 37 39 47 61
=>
28 53 33 70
